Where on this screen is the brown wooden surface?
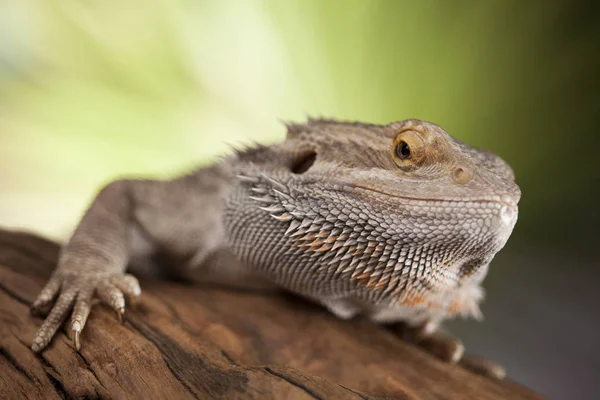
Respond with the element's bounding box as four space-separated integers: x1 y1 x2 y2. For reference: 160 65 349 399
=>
0 229 544 400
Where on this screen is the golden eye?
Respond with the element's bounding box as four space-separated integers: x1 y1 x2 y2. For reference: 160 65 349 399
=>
392 129 425 170
395 140 411 160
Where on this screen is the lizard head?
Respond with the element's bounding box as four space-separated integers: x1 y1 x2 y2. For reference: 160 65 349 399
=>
285 118 520 210
244 118 521 318
283 119 520 242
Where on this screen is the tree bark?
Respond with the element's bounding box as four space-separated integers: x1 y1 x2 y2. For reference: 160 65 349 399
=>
0 229 544 399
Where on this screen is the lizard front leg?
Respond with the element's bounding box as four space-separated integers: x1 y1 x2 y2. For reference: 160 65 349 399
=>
31 164 233 352
31 179 139 352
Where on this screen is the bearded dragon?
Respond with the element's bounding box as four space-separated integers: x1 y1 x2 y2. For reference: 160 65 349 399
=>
30 118 520 379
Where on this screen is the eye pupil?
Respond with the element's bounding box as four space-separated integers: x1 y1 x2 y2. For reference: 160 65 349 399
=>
396 141 411 160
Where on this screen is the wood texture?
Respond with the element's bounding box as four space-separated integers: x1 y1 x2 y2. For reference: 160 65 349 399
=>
0 229 543 400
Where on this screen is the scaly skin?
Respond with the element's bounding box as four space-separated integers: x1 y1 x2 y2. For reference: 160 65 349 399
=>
30 119 520 378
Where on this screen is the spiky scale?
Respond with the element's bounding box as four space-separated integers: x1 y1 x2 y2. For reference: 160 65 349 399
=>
272 188 292 200
271 213 294 222
313 216 326 224
260 173 289 193
285 219 302 235
299 218 313 229
237 174 259 183
260 205 285 214
306 224 322 233
251 187 268 194
249 195 275 204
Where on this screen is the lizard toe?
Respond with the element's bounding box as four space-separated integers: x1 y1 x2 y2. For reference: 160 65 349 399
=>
389 321 464 363
31 275 62 316
110 273 141 307
97 281 126 323
418 333 465 364
70 290 93 351
460 355 506 380
31 289 77 352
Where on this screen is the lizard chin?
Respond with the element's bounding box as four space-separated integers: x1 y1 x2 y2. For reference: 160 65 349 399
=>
248 172 518 322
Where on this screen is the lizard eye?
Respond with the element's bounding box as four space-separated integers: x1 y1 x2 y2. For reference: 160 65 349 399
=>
395 141 411 160
392 129 425 170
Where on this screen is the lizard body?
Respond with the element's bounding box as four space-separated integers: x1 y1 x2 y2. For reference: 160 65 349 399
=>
30 118 520 377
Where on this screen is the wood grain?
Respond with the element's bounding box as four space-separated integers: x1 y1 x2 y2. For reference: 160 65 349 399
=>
0 229 544 399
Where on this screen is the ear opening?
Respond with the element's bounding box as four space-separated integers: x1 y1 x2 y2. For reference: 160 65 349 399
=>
290 150 317 174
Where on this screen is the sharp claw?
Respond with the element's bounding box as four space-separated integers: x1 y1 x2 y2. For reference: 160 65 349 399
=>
73 328 81 351
117 307 125 324
72 320 82 351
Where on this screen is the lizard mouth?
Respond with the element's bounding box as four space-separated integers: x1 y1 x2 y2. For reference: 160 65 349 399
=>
350 184 519 209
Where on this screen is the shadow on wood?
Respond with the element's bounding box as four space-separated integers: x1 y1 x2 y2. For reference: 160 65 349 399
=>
0 229 543 399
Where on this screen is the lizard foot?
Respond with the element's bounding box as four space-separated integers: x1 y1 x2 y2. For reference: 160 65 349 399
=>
389 321 506 380
31 272 141 352
459 354 506 380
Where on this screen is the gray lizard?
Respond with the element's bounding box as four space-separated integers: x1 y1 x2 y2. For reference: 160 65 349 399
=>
30 118 520 379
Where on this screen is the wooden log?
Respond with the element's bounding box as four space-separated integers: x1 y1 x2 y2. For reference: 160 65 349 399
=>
0 229 544 399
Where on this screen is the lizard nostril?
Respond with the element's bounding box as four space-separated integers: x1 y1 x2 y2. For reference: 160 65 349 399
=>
452 166 471 185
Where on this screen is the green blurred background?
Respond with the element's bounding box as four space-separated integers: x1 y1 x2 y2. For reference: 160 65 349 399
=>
1 1 598 398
